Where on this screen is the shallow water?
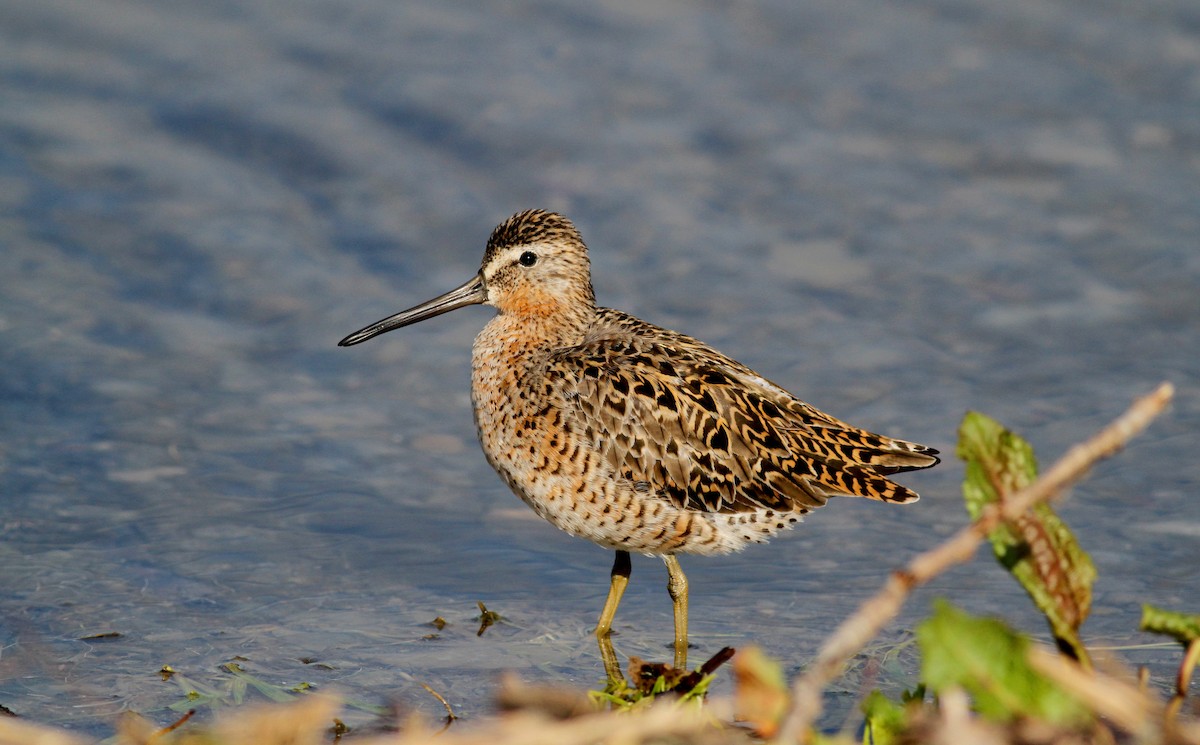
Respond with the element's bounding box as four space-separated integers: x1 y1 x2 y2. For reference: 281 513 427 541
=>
1 0 1198 736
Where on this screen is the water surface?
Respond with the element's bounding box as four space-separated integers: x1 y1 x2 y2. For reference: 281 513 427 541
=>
1 0 1197 736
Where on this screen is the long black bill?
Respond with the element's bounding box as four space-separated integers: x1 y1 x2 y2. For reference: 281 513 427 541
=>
338 273 487 347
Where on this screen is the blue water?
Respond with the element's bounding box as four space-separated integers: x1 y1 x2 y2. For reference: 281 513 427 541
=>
2 0 1197 736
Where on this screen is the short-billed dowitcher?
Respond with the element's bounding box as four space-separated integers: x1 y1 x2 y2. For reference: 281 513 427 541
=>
339 209 938 677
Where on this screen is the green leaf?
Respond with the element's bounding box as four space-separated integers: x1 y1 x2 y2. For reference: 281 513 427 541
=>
918 600 1091 726
860 690 907 745
223 666 297 704
957 411 1039 511
1140 604 1200 645
957 411 1096 665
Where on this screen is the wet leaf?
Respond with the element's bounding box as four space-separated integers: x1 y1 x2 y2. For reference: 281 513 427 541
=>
167 671 229 712
230 675 248 705
1140 603 1200 645
673 646 735 698
595 647 732 710
627 657 685 695
732 646 789 738
918 600 1091 726
957 411 1096 665
476 601 502 636
302 659 337 670
224 665 298 704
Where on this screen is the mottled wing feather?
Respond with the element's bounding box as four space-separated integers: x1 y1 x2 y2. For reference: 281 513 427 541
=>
546 309 939 516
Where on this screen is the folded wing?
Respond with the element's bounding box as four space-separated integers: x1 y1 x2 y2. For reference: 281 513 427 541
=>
547 314 939 516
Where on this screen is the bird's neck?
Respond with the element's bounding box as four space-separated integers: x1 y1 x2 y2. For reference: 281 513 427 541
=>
492 286 595 344
479 302 591 355
470 306 587 436
471 295 592 399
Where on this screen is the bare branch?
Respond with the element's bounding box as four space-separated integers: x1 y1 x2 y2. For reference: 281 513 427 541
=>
776 382 1175 742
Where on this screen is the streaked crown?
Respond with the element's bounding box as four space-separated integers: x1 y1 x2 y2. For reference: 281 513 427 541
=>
480 209 596 315
484 209 585 262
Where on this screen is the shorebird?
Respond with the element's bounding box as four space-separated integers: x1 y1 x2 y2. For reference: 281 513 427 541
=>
339 209 938 678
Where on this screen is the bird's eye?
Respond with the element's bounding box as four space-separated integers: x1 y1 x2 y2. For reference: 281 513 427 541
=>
518 251 538 267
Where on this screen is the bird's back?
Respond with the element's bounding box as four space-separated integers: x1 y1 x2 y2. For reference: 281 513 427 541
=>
544 308 938 520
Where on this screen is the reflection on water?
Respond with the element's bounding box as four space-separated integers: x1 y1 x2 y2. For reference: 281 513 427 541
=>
1 0 1197 736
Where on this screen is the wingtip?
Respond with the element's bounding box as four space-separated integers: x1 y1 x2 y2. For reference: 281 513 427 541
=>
885 484 922 504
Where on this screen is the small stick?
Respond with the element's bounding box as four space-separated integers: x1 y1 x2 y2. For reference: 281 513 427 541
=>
421 682 458 727
1167 638 1200 723
149 709 195 742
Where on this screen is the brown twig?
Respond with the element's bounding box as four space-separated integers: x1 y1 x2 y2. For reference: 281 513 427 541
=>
148 709 195 742
775 382 1175 743
421 682 458 729
1169 638 1200 724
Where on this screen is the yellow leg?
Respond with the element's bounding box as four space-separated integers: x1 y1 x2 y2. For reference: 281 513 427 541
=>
663 554 689 670
596 550 631 682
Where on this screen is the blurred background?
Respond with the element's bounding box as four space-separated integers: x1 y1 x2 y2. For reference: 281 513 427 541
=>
1 0 1196 736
